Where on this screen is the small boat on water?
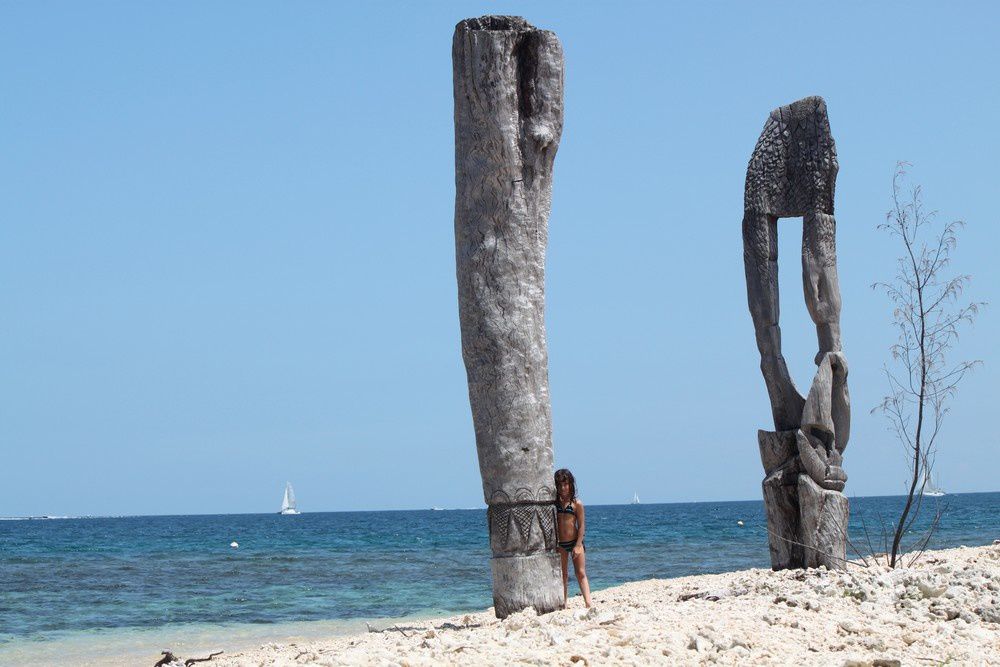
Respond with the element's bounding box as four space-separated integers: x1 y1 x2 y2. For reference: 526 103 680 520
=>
279 482 301 515
924 470 946 497
631 492 640 505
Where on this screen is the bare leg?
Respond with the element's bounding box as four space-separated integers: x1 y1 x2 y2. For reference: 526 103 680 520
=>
572 550 592 607
559 549 569 608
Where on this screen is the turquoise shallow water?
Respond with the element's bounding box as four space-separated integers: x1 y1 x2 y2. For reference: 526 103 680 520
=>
1 492 997 658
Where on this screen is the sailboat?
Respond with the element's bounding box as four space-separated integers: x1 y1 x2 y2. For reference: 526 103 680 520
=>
923 470 946 497
631 492 640 505
278 482 301 515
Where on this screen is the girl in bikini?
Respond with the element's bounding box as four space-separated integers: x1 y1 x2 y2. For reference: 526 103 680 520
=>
554 468 592 608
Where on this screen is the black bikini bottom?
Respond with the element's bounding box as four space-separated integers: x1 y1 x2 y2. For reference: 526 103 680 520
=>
558 540 585 554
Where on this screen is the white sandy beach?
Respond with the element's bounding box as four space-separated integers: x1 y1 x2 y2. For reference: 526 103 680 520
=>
154 542 1000 666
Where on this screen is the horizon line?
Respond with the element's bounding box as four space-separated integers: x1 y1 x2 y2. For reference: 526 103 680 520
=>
4 489 996 521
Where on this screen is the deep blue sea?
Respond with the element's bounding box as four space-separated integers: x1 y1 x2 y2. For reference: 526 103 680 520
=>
2 493 998 660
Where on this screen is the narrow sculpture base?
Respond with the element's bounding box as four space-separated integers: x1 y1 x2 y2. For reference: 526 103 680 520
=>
762 465 802 569
798 475 849 569
761 472 848 570
759 429 849 571
490 551 563 619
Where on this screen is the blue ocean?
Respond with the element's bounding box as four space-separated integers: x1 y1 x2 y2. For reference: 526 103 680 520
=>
2 493 998 662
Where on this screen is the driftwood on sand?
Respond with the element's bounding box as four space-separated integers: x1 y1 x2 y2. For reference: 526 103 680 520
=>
153 650 223 666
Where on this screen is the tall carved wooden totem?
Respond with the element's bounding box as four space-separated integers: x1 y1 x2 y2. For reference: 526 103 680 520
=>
743 96 851 570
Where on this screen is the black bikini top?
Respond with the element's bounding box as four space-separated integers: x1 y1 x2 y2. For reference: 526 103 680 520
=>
556 501 575 515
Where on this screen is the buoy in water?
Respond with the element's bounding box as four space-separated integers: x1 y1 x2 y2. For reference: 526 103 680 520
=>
737 520 744 527
230 541 239 548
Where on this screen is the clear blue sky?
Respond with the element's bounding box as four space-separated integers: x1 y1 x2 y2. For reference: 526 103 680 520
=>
2 1 996 516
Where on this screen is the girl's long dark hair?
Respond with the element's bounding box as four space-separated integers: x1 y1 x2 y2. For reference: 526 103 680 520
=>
554 468 576 503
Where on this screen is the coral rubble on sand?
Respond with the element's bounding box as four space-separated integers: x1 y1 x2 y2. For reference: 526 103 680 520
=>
213 544 1000 666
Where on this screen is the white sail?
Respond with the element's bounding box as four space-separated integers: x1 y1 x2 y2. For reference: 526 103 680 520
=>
279 482 300 514
923 470 946 497
631 492 640 504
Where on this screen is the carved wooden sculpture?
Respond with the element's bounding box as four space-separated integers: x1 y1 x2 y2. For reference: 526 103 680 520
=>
453 16 564 617
743 96 851 570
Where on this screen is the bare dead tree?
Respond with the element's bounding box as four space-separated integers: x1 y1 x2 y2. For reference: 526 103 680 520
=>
872 162 984 568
